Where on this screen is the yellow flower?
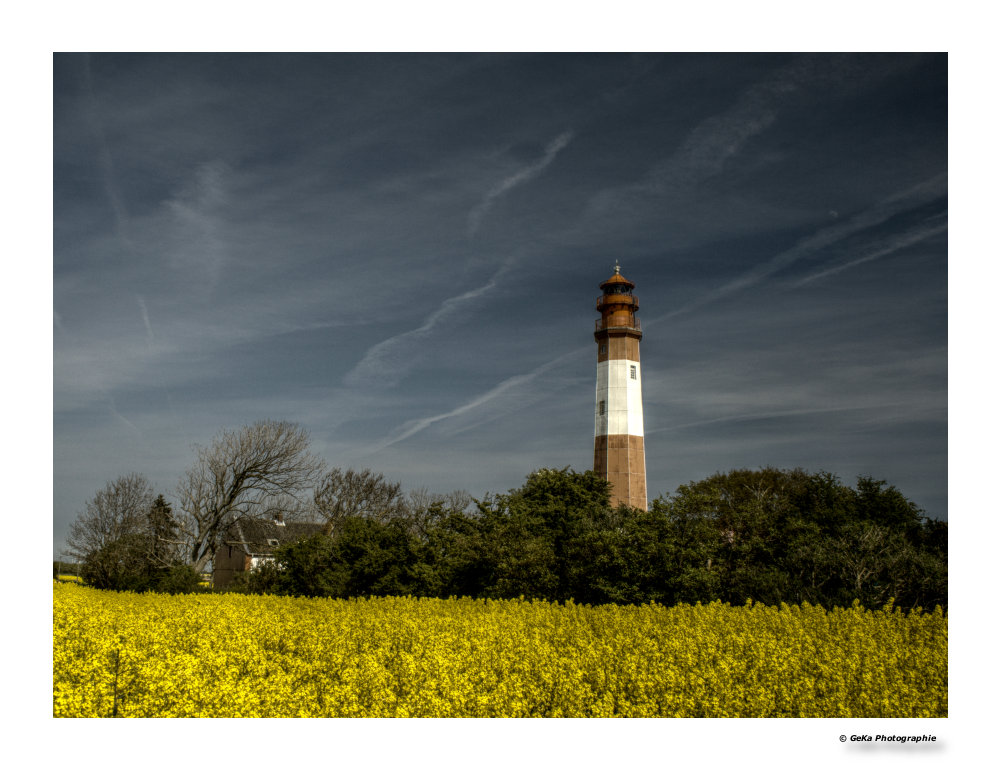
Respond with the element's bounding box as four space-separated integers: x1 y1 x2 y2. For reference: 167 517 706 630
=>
53 583 946 718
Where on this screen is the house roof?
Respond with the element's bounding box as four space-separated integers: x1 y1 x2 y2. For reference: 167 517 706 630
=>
225 518 325 557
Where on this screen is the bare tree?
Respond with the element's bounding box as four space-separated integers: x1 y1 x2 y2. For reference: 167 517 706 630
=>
403 487 475 538
175 421 323 572
443 489 474 514
314 468 405 535
65 473 156 586
257 492 314 523
406 487 474 514
834 523 913 607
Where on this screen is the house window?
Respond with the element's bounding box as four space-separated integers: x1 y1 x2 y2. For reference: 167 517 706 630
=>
267 538 279 547
599 400 605 415
630 365 637 379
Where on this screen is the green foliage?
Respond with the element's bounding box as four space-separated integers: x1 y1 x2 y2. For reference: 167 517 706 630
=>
655 467 947 610
261 519 426 598
80 533 154 591
154 564 203 594
78 534 202 594
477 468 612 602
458 466 946 610
66 477 203 594
147 494 181 565
853 475 923 530
336 517 422 596
407 503 490 598
269 534 343 597
131 465 947 610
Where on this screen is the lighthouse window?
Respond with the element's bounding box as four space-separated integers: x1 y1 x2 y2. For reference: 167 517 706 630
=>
600 344 606 354
630 365 637 379
599 400 605 416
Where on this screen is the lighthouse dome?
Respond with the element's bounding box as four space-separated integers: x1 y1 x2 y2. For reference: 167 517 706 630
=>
599 263 635 292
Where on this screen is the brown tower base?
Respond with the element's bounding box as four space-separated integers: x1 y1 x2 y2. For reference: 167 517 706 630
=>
594 434 647 509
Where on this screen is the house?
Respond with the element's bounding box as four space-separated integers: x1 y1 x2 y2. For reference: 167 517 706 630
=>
213 514 325 589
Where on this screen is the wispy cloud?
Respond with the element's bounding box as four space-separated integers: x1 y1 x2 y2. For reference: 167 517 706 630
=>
136 295 155 343
647 87 779 190
373 372 537 451
81 55 132 249
163 161 231 297
590 55 915 218
646 405 887 435
589 63 797 213
658 55 897 184
467 131 574 236
344 261 513 387
370 346 586 451
793 216 948 286
107 395 141 437
648 174 948 324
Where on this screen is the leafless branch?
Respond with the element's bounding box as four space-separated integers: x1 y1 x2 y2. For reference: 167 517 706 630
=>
176 421 324 572
314 468 405 535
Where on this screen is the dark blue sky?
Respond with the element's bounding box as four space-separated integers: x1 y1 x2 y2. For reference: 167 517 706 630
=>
53 53 947 555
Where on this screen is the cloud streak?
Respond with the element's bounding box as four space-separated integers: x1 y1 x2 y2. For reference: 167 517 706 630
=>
136 295 155 343
647 174 948 325
793 217 948 286
646 405 894 435
588 61 799 213
81 54 132 249
589 55 919 221
343 262 513 387
163 161 231 298
370 346 587 452
467 131 574 236
373 372 537 451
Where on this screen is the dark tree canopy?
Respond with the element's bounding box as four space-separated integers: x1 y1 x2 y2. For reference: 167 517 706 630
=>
65 475 200 593
654 468 946 609
261 466 945 610
71 451 945 609
65 473 155 590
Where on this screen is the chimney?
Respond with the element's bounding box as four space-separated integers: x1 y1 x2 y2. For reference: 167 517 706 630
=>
273 513 285 526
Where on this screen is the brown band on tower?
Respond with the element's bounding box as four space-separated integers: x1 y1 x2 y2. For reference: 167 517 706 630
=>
594 435 646 508
596 334 641 363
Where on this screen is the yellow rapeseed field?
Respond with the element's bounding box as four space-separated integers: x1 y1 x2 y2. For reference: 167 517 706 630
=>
52 582 946 718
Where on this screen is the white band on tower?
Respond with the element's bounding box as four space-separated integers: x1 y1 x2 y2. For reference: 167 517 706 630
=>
595 359 644 437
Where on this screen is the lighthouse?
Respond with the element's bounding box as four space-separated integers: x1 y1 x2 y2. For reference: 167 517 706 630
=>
593 263 647 510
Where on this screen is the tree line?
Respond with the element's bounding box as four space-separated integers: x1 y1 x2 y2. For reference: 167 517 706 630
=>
64 421 947 609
